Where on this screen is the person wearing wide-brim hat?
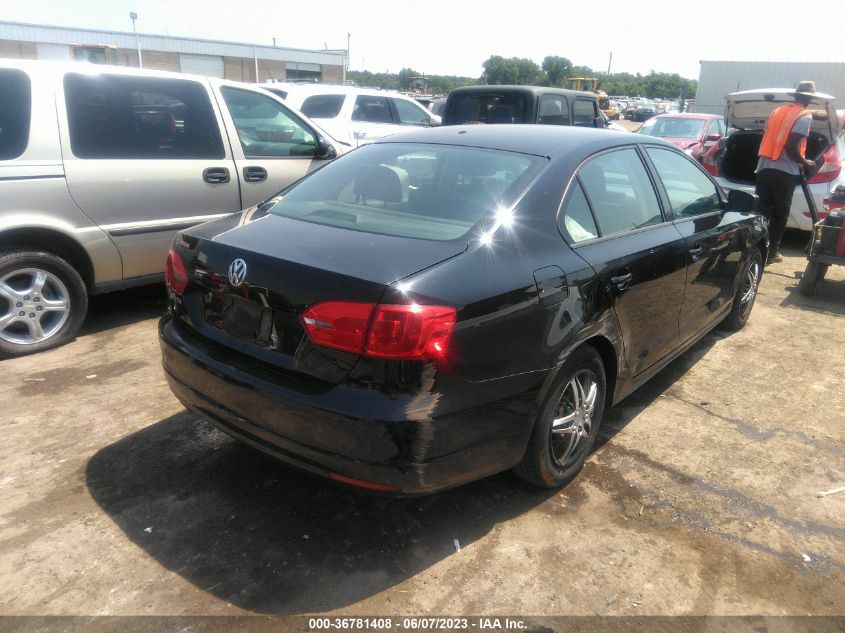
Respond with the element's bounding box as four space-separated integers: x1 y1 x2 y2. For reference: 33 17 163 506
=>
755 80 818 264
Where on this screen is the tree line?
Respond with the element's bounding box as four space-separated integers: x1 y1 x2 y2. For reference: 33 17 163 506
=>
346 56 697 99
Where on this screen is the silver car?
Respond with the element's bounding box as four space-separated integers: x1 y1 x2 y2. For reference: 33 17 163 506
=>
0 60 344 356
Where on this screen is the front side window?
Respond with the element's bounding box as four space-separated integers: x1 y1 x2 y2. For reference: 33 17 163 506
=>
573 99 598 127
0 69 31 160
65 74 224 159
538 94 570 126
392 98 430 126
646 147 721 219
222 87 316 157
351 96 394 124
579 148 663 237
268 143 546 241
300 94 344 119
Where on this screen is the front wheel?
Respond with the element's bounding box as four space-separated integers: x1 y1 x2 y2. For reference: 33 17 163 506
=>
0 250 88 357
722 248 762 331
514 346 607 489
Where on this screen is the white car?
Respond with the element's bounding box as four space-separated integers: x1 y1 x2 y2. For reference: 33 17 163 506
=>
262 84 441 147
711 89 844 231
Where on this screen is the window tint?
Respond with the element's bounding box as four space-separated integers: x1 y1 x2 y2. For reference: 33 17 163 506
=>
300 94 344 119
222 87 316 158
352 96 394 123
65 74 224 159
263 87 288 100
0 69 31 160
573 99 598 127
268 143 546 241
392 98 430 126
538 94 570 126
646 148 721 218
445 92 529 125
579 148 663 237
559 182 598 242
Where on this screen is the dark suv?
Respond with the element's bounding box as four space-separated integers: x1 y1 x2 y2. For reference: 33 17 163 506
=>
442 85 606 128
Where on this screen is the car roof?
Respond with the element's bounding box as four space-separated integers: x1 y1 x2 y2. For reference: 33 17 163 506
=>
446 85 596 99
372 124 670 158
652 113 722 120
268 83 415 99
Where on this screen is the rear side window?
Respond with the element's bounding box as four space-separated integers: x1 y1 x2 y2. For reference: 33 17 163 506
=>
579 148 663 237
352 96 393 123
268 142 546 241
446 92 529 125
64 74 224 159
559 182 598 242
300 94 345 119
646 148 721 218
573 99 598 127
0 69 31 160
538 94 570 126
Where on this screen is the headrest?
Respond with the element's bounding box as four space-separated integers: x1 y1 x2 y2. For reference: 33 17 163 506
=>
354 165 403 203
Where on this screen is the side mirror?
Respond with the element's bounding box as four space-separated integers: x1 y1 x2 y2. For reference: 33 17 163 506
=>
726 189 757 213
316 136 337 160
429 114 442 127
705 133 721 142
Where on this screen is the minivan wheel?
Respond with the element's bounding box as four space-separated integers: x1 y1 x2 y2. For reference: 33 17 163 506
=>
0 251 88 357
514 346 607 489
721 247 762 331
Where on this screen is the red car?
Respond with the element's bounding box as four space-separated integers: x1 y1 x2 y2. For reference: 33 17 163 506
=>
636 113 725 162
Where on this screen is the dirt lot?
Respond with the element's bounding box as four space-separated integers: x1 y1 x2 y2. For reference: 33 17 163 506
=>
0 232 844 619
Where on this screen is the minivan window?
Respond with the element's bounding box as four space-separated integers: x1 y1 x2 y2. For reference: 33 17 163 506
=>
268 143 546 241
447 92 529 125
300 94 345 119
64 74 224 159
352 96 393 123
579 148 663 236
221 87 316 157
573 99 598 127
646 148 721 218
0 69 31 160
538 94 570 126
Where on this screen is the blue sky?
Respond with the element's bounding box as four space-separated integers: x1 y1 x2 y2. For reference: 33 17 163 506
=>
1 0 840 80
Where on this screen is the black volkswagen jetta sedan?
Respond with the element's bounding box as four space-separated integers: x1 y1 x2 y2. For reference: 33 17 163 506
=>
160 125 766 494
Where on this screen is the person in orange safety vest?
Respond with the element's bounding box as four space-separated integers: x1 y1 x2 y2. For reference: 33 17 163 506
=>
755 81 817 264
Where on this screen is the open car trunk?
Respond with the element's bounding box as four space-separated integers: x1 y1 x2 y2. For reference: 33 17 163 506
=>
719 130 830 185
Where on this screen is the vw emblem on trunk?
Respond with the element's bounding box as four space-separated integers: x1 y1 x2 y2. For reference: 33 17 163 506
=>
228 258 247 287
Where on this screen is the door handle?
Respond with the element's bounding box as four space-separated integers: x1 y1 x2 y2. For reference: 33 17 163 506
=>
243 166 268 183
610 272 633 292
203 167 230 184
688 244 704 261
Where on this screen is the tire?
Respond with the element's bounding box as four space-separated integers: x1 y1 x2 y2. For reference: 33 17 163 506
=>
514 346 607 489
722 248 762 330
0 250 88 357
817 264 829 281
798 261 821 297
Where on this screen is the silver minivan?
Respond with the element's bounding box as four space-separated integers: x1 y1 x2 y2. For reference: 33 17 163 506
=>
0 60 345 356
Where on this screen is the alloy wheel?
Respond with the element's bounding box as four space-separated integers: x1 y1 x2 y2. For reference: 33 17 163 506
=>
550 369 599 468
739 259 760 319
0 268 71 345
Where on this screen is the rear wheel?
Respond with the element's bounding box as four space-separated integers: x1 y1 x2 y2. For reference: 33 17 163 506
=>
798 260 823 297
722 248 762 331
0 251 88 357
514 346 606 489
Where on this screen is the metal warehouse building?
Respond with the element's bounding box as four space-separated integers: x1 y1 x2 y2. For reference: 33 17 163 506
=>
695 60 845 115
0 20 346 83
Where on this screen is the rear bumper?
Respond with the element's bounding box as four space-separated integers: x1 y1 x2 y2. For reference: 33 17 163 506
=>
159 317 537 494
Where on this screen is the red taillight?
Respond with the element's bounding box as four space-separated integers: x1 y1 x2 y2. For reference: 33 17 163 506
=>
301 301 374 354
700 144 719 176
300 301 457 360
808 144 842 184
165 248 188 295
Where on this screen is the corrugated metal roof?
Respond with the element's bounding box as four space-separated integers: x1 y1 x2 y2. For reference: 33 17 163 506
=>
0 20 345 66
694 60 845 115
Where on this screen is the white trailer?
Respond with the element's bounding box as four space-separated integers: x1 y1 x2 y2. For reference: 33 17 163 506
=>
694 61 845 115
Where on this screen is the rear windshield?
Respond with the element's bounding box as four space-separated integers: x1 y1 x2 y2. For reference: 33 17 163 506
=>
268 142 546 241
301 94 345 119
639 117 705 139
446 92 530 125
0 69 31 160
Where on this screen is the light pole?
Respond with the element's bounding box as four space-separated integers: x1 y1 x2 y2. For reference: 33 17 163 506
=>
129 12 142 68
344 31 350 84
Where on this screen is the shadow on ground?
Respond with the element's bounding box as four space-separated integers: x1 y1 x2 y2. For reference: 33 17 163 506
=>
85 328 721 614
80 283 167 337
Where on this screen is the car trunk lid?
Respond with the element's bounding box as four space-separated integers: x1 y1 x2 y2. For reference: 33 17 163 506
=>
725 89 838 142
